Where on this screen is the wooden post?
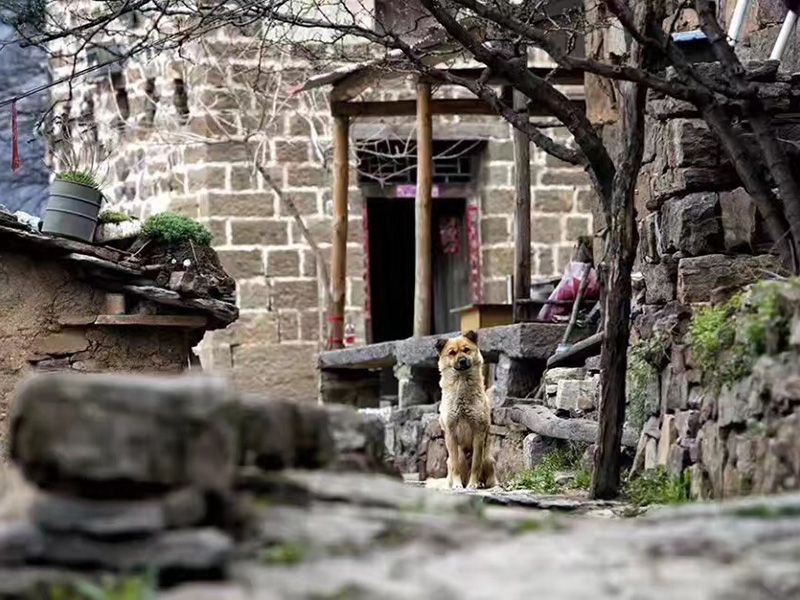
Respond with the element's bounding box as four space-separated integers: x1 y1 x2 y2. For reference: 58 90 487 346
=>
328 115 349 349
513 89 531 322
413 81 433 337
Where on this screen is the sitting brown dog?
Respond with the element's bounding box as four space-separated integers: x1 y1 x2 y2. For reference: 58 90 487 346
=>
435 331 496 489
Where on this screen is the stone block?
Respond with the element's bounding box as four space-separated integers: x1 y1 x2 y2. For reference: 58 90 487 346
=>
677 254 786 304
274 140 310 163
565 216 591 241
666 119 720 168
30 331 89 357
658 193 723 257
481 247 515 278
643 256 678 304
666 444 688 477
11 373 237 497
230 219 289 246
522 433 559 470
674 409 700 440
481 189 515 215
217 249 264 279
656 414 677 466
492 355 544 407
661 365 689 413
534 189 574 213
719 188 758 252
271 279 319 310
480 216 510 244
205 192 274 217
555 378 598 414
652 167 737 204
230 343 317 400
717 378 751 429
644 437 659 470
531 215 562 244
267 249 300 277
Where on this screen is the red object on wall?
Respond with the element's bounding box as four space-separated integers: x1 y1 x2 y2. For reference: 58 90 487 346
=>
11 102 21 172
439 216 461 255
466 205 482 302
362 201 372 322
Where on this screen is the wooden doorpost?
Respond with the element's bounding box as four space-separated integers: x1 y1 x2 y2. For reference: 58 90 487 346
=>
512 89 531 322
328 115 349 349
413 81 433 337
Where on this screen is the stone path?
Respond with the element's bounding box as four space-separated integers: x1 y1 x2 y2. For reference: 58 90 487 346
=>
158 472 800 600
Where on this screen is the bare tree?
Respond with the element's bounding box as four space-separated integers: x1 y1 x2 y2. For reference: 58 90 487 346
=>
4 0 800 497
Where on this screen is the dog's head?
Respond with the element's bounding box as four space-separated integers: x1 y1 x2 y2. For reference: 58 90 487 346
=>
435 330 483 373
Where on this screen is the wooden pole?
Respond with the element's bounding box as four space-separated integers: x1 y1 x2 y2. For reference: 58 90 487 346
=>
413 81 433 337
513 89 531 322
328 115 349 349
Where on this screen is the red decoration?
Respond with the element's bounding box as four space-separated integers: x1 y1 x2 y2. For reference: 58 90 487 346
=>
466 205 482 302
439 216 461 255
11 102 21 172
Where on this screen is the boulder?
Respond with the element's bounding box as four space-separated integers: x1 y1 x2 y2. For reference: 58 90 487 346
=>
555 378 599 414
719 188 757 252
11 373 237 498
643 256 678 304
522 433 559 470
659 193 723 257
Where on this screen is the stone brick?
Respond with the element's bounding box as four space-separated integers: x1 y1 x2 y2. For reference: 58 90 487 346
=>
666 119 720 168
238 279 269 309
278 311 299 341
302 250 319 277
292 216 333 245
677 254 786 304
487 164 511 186
481 216 510 244
286 164 327 187
230 219 289 245
205 219 227 245
279 191 318 216
483 280 508 303
267 249 301 277
212 313 279 345
274 140 310 162
643 256 678 304
534 189 573 212
217 249 264 279
536 246 554 275
555 378 599 413
720 187 757 252
481 247 514 278
576 189 596 213
187 113 238 137
229 166 259 192
186 141 251 163
539 169 590 187
348 279 365 307
532 215 562 244
555 244 573 273
272 279 319 310
565 216 591 241
31 331 90 357
482 189 515 215
486 140 514 161
186 166 226 191
299 310 320 341
230 343 317 401
205 192 274 217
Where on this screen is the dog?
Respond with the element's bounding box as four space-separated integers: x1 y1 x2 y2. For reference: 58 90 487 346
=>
435 331 496 489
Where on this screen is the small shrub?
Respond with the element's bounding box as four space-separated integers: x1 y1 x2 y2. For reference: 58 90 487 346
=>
261 542 306 565
142 212 212 246
57 170 101 190
627 329 671 433
624 467 691 508
98 210 136 224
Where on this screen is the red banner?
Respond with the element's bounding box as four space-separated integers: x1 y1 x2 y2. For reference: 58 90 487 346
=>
466 205 482 303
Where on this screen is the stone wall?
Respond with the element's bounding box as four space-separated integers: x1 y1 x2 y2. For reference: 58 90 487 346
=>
0 248 202 450
46 7 593 400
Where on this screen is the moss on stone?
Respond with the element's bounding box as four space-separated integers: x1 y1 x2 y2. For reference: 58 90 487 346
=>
142 212 212 246
627 329 671 433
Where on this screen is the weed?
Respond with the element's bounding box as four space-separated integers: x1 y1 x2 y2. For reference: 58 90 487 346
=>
141 212 212 246
505 444 588 494
261 542 306 565
57 170 101 190
98 210 136 224
49 572 157 600
627 329 671 433
624 467 691 508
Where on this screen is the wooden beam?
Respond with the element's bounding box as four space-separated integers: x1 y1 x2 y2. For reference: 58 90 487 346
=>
331 98 586 118
328 115 350 349
413 82 433 337
512 89 532 323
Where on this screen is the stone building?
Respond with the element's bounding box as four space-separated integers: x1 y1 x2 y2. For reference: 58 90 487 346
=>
45 1 593 401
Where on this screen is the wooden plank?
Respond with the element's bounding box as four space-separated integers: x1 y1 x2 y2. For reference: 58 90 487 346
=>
94 314 208 328
328 115 350 349
546 332 604 368
64 253 142 277
331 98 586 118
506 405 637 447
122 285 237 326
0 223 131 264
413 82 433 337
512 89 532 323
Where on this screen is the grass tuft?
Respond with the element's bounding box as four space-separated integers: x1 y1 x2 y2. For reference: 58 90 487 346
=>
141 212 212 246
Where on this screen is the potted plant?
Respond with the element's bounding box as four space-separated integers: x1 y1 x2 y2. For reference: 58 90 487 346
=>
42 134 109 243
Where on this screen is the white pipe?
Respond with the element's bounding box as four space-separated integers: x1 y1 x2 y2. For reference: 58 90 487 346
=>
770 11 798 61
727 0 752 46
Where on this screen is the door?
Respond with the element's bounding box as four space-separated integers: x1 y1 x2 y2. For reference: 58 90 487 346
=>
432 198 469 334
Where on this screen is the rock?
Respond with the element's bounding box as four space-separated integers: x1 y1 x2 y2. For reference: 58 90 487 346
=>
493 354 543 406
660 365 688 413
665 119 720 169
544 368 587 385
522 434 559 470
644 438 659 470
666 444 688 477
657 415 677 466
643 256 678 304
698 422 726 494
327 405 392 475
584 356 601 371
29 331 90 357
509 405 638 447
11 373 237 498
421 438 448 480
674 410 700 440
238 395 333 472
677 254 786 304
555 378 599 414
717 378 750 429
659 193 723 257
719 188 757 252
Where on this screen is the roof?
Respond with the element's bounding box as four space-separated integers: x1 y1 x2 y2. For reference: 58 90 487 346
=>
0 209 238 328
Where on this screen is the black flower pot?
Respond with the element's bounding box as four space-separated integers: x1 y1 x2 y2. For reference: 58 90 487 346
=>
42 180 103 242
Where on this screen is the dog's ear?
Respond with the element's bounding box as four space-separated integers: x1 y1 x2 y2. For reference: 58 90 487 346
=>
464 330 478 344
435 338 448 355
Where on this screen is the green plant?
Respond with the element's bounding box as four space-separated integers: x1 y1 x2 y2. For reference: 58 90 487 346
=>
142 212 212 246
261 542 306 565
98 210 136 224
626 329 671 433
57 170 101 190
49 573 157 600
624 467 691 508
505 444 588 494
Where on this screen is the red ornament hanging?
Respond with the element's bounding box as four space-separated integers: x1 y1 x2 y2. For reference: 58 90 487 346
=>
11 101 21 172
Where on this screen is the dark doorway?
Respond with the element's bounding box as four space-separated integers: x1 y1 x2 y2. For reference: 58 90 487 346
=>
367 197 469 343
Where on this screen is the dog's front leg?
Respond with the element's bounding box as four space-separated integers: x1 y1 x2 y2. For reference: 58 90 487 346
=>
467 431 487 489
444 429 462 489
